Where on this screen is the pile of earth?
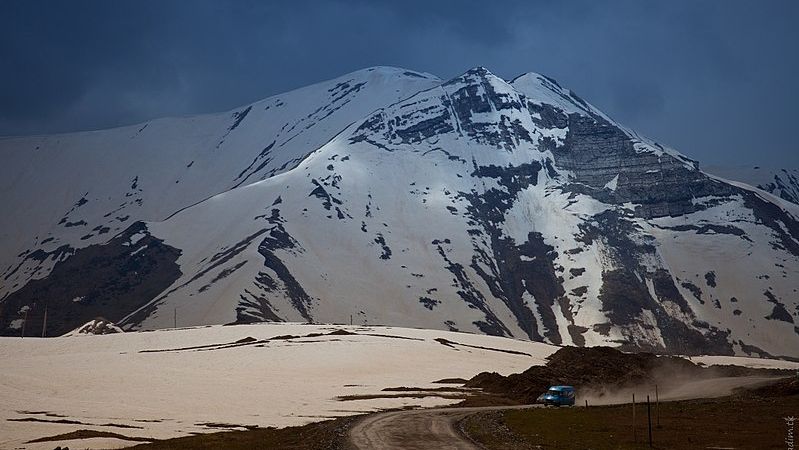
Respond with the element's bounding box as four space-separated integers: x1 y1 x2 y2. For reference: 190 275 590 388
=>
742 374 799 397
465 346 792 405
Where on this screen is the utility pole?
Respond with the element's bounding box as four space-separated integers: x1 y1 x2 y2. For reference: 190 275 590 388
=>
41 304 48 338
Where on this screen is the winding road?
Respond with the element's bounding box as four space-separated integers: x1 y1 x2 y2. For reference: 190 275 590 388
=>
347 376 781 449
348 405 533 450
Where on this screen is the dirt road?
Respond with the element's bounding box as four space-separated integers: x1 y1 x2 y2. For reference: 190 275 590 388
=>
348 405 533 450
347 376 782 449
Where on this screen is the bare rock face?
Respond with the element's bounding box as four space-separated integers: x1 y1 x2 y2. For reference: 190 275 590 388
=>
551 114 736 219
1 66 797 359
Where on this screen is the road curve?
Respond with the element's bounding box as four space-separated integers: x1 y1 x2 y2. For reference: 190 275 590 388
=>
348 405 534 450
347 375 783 449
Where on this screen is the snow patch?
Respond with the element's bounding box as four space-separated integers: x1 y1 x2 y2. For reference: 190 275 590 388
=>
604 174 619 191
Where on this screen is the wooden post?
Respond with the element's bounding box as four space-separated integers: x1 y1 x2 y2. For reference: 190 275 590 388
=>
655 384 660 427
350 314 353 326
585 399 588 408
41 304 48 338
633 393 637 445
647 395 653 448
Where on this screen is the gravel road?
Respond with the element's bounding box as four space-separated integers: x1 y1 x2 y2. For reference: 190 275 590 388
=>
348 405 534 450
348 375 781 449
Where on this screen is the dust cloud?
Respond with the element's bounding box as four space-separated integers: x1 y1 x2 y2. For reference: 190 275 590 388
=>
578 375 780 406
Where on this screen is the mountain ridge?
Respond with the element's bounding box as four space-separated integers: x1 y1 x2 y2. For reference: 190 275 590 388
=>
1 66 797 359
704 166 799 206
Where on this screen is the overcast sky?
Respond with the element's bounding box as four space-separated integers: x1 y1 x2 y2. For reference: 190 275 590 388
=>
1 0 797 166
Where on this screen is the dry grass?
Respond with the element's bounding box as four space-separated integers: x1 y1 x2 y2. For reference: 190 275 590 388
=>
463 393 798 449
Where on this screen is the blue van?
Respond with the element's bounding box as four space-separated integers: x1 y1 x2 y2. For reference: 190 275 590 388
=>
540 385 576 406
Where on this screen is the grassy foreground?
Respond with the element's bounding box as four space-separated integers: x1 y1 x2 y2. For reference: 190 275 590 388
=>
461 394 797 450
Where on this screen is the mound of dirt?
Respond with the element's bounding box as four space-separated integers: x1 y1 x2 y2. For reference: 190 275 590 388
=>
465 346 792 405
741 374 799 397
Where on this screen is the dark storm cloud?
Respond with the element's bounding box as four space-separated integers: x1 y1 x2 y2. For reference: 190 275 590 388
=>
1 0 797 166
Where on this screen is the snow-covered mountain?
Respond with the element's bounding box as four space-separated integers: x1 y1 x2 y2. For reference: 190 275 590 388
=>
1 66 797 359
705 166 799 205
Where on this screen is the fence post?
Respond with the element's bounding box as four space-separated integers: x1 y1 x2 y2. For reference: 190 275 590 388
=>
633 393 637 445
655 384 660 427
41 304 48 338
647 395 653 448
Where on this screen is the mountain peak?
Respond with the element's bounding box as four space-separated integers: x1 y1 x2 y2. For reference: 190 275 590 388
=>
446 66 506 86
2 65 798 360
464 66 493 76
440 67 603 124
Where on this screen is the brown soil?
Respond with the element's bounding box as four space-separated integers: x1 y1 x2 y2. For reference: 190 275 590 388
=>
432 378 469 384
456 394 523 408
123 374 799 450
196 422 260 430
464 346 792 405
28 429 153 444
381 386 470 392
461 392 799 449
741 374 799 397
434 337 532 355
336 392 467 401
8 417 143 429
130 416 358 449
139 329 361 353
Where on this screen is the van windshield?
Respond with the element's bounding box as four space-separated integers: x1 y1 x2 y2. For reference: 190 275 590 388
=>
547 389 561 396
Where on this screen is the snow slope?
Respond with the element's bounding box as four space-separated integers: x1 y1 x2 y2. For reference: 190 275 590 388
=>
0 323 557 449
1 66 798 359
1 324 797 449
0 66 440 298
705 166 799 205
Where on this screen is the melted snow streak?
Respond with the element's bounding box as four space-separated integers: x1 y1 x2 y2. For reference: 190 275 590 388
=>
1 66 797 358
